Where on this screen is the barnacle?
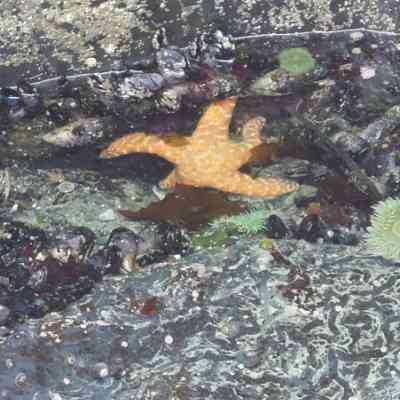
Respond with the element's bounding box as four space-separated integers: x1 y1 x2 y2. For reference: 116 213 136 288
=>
365 197 400 261
0 168 11 203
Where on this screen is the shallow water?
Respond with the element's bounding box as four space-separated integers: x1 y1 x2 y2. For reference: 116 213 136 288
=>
1 6 400 399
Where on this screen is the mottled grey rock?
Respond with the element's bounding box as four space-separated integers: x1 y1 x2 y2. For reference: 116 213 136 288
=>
1 0 400 85
0 237 399 399
0 305 10 325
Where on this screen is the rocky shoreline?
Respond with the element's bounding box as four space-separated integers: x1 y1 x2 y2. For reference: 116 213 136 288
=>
1 15 400 400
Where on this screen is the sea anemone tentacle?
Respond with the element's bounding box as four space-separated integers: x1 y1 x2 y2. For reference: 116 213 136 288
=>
365 197 400 262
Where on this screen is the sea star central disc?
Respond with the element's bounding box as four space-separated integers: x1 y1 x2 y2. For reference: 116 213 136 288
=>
100 97 299 198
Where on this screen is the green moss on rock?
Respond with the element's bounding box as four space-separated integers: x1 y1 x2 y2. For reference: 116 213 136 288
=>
278 47 316 75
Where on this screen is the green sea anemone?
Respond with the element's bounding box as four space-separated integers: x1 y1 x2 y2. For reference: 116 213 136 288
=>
209 208 271 235
365 197 400 262
191 208 273 249
278 47 316 76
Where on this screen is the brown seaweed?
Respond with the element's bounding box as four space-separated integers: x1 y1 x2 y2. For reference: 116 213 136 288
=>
118 185 248 230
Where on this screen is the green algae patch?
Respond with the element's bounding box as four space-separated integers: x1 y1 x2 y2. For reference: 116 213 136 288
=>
278 47 316 75
259 238 274 250
191 226 230 249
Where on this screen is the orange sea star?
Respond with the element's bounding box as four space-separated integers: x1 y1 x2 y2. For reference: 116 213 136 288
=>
100 97 299 198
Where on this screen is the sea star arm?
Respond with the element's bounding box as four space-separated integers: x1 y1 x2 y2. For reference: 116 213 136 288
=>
214 172 299 198
241 116 265 148
100 132 185 164
191 96 238 142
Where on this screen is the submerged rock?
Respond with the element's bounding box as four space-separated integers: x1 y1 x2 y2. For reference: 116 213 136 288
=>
0 237 399 399
2 26 400 400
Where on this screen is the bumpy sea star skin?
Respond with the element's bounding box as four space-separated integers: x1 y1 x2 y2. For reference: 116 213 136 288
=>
100 97 299 198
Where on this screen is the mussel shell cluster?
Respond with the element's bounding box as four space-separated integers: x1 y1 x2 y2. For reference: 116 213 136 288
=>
0 219 191 329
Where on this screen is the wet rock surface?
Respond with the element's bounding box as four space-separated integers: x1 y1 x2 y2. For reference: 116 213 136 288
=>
1 3 400 398
0 216 191 328
0 238 399 399
1 0 400 86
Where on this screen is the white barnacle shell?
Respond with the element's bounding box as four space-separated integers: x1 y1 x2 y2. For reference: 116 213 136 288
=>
366 197 400 261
